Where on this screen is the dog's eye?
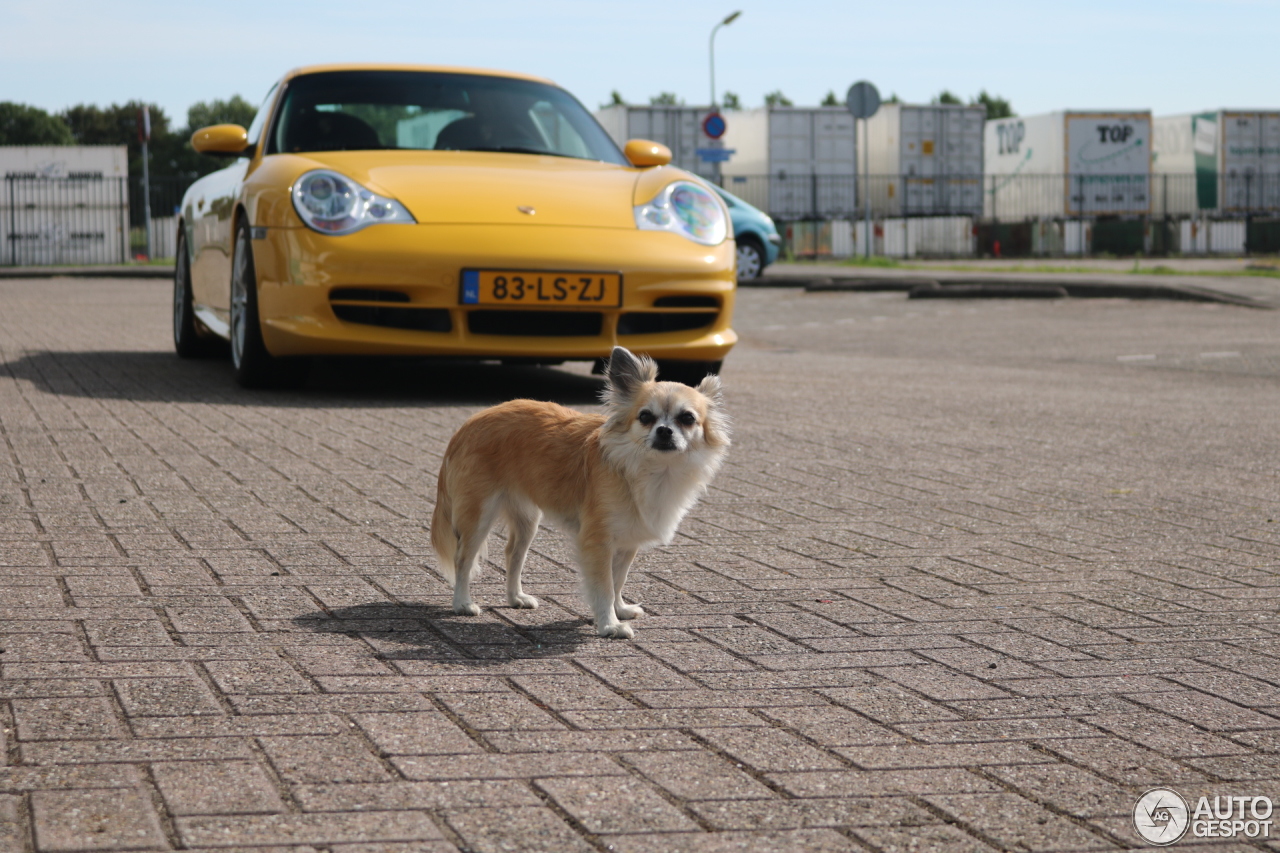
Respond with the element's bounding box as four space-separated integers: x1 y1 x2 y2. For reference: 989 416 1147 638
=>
677 411 697 427
638 411 655 426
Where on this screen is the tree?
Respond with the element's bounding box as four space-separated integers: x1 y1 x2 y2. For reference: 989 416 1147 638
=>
885 92 901 104
0 102 74 145
722 92 741 111
933 90 963 105
604 90 626 108
59 101 172 164
972 90 1014 120
186 95 257 132
764 90 793 108
649 92 682 106
820 91 840 107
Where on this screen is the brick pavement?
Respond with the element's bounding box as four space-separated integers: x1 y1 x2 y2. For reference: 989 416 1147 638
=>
0 277 1278 852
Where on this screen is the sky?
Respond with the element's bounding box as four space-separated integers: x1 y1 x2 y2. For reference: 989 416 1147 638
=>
3 0 1278 129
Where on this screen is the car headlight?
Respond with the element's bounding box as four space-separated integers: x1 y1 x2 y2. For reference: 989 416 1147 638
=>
291 169 415 235
634 181 728 246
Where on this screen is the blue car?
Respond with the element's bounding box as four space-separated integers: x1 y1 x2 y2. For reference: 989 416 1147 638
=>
713 185 781 279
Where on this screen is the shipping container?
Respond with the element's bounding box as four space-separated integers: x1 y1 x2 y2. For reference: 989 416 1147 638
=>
983 111 1152 218
1 146 130 265
720 107 857 219
859 103 984 216
1153 110 1280 213
593 105 720 180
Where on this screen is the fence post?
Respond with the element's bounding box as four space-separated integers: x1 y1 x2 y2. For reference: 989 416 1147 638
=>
8 177 14 267
1161 173 1168 255
1244 173 1253 255
120 176 129 265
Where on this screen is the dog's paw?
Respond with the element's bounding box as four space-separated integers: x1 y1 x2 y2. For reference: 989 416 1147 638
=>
615 602 645 620
508 593 539 609
452 601 481 616
597 622 635 640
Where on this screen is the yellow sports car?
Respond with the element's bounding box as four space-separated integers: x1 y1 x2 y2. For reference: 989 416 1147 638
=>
176 63 737 387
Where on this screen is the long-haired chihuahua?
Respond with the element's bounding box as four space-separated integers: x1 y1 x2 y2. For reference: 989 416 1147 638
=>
430 347 729 638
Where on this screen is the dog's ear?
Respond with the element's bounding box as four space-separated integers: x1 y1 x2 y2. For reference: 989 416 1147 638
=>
696 373 723 404
605 346 657 400
696 372 731 448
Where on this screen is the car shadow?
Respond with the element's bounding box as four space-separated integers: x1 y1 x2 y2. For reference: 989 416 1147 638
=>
1 350 605 408
292 601 596 663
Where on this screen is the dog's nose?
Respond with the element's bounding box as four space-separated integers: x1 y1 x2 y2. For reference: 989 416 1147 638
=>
655 425 672 439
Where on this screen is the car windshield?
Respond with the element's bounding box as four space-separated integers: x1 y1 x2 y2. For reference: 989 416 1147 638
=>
269 70 627 164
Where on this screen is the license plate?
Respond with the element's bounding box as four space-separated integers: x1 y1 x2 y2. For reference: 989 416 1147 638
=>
461 270 622 307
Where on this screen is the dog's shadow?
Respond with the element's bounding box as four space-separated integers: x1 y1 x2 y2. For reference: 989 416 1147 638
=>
292 601 596 663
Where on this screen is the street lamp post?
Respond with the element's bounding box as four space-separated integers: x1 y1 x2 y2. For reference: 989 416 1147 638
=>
709 10 741 111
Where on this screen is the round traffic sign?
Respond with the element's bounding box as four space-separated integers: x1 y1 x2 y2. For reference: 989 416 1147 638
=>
703 112 727 140
846 81 881 120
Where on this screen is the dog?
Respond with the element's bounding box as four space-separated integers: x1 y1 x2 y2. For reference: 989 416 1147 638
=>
430 347 729 638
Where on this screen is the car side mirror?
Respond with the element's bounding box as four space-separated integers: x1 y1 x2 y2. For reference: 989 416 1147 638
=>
191 124 250 157
624 139 672 168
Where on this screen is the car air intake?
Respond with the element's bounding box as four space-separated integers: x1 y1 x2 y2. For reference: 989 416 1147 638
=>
652 296 720 308
329 288 410 303
331 304 452 332
467 311 602 337
616 312 718 335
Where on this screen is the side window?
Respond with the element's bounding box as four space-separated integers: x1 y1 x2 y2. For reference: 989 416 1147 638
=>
245 83 279 150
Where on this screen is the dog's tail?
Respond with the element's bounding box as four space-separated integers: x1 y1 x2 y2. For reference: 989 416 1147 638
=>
430 464 458 588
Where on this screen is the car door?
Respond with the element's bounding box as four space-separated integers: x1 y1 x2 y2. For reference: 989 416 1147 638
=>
189 83 279 327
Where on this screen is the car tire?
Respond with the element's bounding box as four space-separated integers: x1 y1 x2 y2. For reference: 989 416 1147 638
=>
656 359 723 387
173 229 221 359
230 220 308 389
735 237 765 280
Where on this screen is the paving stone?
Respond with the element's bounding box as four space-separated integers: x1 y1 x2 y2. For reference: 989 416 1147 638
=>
113 675 224 716
621 749 776 801
985 763 1135 818
605 829 865 853
536 775 700 833
434 692 567 731
852 824 1001 852
292 779 541 811
351 712 483 756
153 759 287 815
177 812 446 847
11 697 123 741
258 733 394 784
31 788 166 851
441 805 594 852
692 727 846 773
687 795 935 830
203 660 316 695
765 768 1001 797
924 792 1114 850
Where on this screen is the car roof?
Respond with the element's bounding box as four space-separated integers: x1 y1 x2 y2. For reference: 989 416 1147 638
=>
282 63 556 87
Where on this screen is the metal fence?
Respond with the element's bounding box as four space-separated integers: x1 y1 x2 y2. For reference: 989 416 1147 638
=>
2 175 193 266
721 172 1280 257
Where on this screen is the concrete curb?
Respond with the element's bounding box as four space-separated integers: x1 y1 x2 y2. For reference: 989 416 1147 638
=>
908 282 1069 299
0 265 175 279
752 274 1274 309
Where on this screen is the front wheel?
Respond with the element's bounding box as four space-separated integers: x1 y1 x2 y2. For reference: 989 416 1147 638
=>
230 221 308 389
656 359 722 386
173 230 220 358
735 238 765 280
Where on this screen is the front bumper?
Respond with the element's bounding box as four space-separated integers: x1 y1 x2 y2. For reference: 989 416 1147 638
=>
252 223 737 362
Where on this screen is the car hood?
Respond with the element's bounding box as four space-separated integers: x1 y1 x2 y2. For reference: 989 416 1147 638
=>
298 151 643 228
